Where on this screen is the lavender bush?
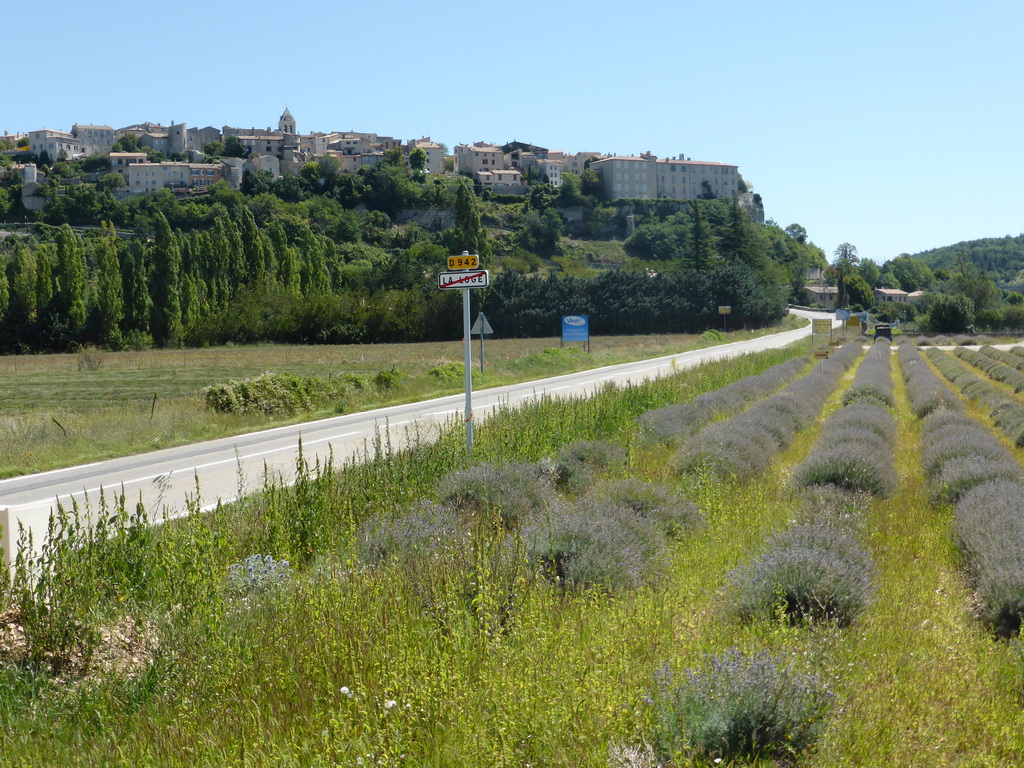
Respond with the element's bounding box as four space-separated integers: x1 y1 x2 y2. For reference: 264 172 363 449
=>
354 501 463 564
842 343 895 408
437 462 556 530
955 479 1024 635
639 356 807 443
524 497 665 592
652 649 833 762
584 479 702 539
674 342 864 480
728 523 874 626
552 440 627 491
898 343 963 417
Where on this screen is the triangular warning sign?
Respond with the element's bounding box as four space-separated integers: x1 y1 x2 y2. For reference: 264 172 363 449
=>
470 313 493 335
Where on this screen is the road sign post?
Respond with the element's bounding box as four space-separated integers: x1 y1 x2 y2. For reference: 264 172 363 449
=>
470 312 493 374
719 305 731 333
441 252 488 455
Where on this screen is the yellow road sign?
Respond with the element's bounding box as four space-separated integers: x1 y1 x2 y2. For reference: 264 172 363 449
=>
448 253 479 270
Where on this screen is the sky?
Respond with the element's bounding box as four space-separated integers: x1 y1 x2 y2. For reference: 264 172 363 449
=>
6 0 1023 264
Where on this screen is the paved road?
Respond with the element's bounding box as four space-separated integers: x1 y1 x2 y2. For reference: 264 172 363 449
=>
0 313 824 563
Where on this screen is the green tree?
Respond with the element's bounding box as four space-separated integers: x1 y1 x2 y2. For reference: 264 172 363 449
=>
951 256 999 314
149 212 183 346
97 172 126 193
844 272 873 309
926 293 974 333
8 239 37 326
223 134 248 158
886 255 933 292
122 240 151 336
203 140 224 157
93 222 124 348
111 133 141 153
452 181 490 259
688 201 718 270
54 224 87 332
858 258 881 288
827 242 859 308
408 146 427 173
784 223 807 243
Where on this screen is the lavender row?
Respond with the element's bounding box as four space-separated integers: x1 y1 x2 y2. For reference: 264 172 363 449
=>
640 356 809 443
954 347 1024 393
842 337 895 408
794 344 899 496
976 345 1024 373
925 348 1024 447
354 444 703 597
897 342 964 417
674 343 863 479
919 408 1024 634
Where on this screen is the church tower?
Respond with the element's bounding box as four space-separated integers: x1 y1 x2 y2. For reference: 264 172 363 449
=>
278 107 296 135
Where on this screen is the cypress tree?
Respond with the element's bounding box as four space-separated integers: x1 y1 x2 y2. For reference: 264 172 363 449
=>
54 223 87 333
94 222 124 349
150 212 183 346
8 238 36 327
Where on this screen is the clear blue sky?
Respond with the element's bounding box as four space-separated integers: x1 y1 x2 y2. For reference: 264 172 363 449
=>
8 0 1022 264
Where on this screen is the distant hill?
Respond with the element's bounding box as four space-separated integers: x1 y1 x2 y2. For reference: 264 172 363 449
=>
914 234 1024 286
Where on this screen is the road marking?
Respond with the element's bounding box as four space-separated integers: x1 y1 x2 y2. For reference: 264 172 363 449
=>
8 431 361 511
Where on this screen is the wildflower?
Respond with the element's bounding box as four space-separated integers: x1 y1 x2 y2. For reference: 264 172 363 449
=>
384 699 397 709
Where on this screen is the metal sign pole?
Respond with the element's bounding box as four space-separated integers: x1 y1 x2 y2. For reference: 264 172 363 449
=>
463 287 473 454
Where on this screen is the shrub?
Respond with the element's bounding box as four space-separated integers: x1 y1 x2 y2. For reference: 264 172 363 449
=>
427 361 465 386
437 462 556 530
795 484 873 530
552 440 626 491
524 497 665 592
639 356 807 443
353 502 463 564
584 479 702 539
933 455 1023 503
373 365 404 390
795 442 898 496
652 649 833 762
204 372 347 415
955 479 1024 635
728 523 874 626
823 402 897 445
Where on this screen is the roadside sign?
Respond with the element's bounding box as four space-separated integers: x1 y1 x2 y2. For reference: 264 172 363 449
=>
562 315 589 342
470 313 493 335
814 350 830 359
812 319 831 335
448 253 479 270
438 270 489 290
846 317 861 329
718 306 732 315
836 308 851 321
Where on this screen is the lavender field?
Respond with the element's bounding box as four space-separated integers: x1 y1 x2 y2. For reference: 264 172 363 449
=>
3 338 1024 766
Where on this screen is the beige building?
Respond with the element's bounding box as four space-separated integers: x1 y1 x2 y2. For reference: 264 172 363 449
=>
874 288 911 304
72 124 115 155
408 138 443 174
590 153 740 200
477 168 525 193
454 142 504 176
562 151 601 175
110 152 148 181
127 161 225 193
28 129 84 160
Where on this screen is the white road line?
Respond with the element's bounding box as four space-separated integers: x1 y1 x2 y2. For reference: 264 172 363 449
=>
8 431 362 511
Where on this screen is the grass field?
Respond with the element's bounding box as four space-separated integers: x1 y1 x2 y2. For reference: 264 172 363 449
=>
3 338 1024 766
0 319 800 477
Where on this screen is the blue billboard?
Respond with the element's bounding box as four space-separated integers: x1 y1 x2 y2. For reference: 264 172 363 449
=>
561 315 590 343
